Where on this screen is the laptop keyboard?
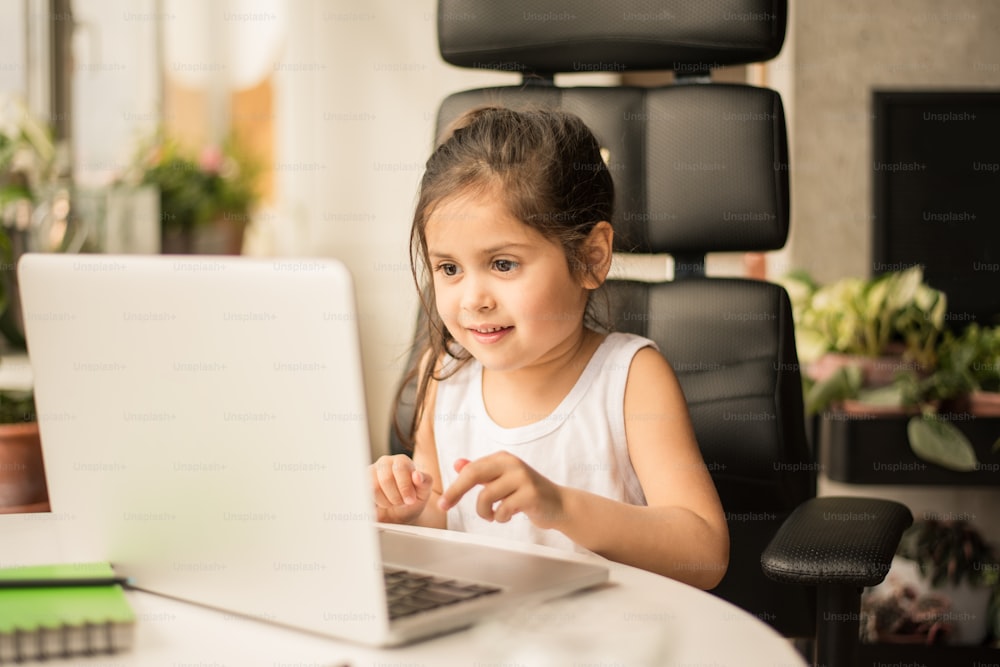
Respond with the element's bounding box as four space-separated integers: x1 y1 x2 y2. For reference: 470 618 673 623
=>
383 566 502 620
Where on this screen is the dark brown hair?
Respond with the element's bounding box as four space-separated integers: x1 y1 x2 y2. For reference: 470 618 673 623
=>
392 106 615 450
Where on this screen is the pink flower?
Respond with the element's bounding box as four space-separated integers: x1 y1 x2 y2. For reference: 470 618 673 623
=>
198 145 224 174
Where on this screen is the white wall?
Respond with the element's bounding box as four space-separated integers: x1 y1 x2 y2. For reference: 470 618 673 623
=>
783 0 1000 284
70 0 161 186
0 3 28 100
263 0 521 456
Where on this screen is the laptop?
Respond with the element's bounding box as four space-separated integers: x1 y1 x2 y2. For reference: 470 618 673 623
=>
17 253 609 647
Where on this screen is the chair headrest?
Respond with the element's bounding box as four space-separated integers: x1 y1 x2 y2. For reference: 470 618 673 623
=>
436 84 790 254
438 0 787 74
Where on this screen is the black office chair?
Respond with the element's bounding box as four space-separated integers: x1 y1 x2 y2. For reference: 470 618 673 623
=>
391 3 913 665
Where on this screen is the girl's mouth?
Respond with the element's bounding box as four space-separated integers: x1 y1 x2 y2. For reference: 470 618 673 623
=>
468 325 513 344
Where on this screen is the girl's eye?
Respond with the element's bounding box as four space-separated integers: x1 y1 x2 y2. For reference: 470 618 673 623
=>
437 263 460 277
493 259 518 272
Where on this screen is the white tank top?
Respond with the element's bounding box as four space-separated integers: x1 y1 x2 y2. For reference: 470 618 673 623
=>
434 332 654 553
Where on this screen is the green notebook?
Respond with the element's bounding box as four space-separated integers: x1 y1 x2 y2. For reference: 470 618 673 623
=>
0 562 135 662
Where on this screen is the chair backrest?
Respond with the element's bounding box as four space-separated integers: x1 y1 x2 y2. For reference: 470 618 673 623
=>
393 0 816 637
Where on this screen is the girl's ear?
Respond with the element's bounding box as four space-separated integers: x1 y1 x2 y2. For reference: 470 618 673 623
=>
579 221 614 289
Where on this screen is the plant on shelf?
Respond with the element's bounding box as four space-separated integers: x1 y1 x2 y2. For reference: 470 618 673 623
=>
935 323 1000 417
898 519 999 589
0 223 47 513
1 96 92 348
0 98 51 513
782 266 947 410
894 519 999 645
1 98 52 346
0 97 56 221
122 131 260 254
780 266 988 472
860 584 953 645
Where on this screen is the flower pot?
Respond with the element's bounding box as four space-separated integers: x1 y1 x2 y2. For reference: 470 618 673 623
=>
0 421 49 513
160 226 195 254
968 390 1000 417
161 217 246 255
808 352 925 388
193 216 246 255
865 556 993 645
930 580 993 644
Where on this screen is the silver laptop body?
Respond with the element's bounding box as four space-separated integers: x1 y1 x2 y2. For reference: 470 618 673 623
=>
17 253 608 647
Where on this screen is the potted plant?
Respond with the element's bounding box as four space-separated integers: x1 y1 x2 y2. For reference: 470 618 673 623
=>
781 267 985 472
1 96 59 348
123 132 260 255
860 581 954 645
936 324 1000 417
782 266 948 413
784 266 947 392
0 99 50 514
894 519 999 645
0 388 48 513
0 228 47 515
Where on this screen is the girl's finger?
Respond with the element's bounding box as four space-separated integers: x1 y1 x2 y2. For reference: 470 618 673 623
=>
492 487 528 523
474 477 520 521
391 458 419 505
374 458 405 506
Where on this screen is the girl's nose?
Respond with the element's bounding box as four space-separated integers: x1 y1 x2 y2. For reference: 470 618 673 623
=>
460 275 495 312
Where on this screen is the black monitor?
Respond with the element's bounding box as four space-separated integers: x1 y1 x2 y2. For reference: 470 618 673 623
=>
872 90 1000 329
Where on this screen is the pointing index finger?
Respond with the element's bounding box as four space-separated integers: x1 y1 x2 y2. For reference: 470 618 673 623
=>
438 457 489 511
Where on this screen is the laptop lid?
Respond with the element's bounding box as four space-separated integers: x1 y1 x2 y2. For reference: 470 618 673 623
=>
18 253 391 645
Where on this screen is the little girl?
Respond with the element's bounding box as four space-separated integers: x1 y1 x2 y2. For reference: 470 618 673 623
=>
371 107 729 589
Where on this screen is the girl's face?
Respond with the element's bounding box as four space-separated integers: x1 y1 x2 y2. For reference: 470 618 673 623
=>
424 189 592 374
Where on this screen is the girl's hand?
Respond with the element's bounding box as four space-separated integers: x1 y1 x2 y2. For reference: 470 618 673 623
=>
370 454 434 524
438 452 566 529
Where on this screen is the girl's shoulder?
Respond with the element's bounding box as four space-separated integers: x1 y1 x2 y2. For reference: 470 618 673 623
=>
600 331 659 358
585 331 662 393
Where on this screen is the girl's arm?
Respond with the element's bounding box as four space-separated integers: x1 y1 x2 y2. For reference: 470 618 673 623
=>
371 352 448 529
408 370 448 529
556 346 730 588
438 346 730 588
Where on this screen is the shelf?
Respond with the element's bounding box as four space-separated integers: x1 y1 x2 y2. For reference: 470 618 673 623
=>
858 640 998 666
820 411 1000 486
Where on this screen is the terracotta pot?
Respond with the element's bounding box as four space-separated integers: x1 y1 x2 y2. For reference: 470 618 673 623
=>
968 390 1000 417
808 352 927 388
0 421 50 513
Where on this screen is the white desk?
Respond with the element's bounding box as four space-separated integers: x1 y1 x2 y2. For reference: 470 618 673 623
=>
2 519 807 667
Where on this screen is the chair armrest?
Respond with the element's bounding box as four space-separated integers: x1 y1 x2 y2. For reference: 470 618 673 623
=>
761 496 913 587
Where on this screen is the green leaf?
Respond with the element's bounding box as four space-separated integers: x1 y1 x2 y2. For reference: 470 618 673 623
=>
886 265 923 311
907 415 979 472
805 364 863 414
864 278 891 321
855 383 905 407
793 330 829 365
925 288 948 331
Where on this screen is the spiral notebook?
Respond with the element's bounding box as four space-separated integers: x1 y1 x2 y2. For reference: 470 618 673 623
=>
0 562 135 662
